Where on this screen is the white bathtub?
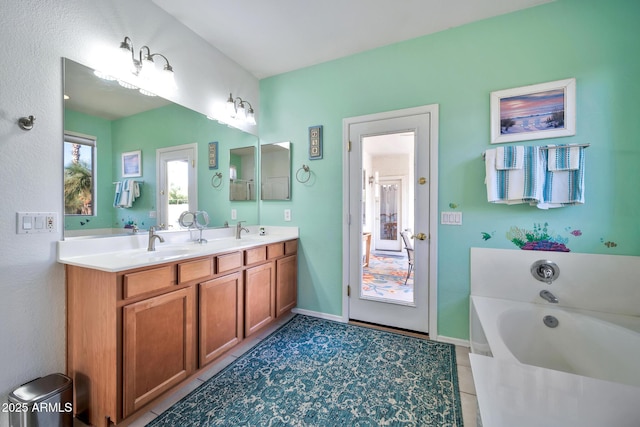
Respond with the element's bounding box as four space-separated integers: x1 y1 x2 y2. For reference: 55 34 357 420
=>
471 295 640 388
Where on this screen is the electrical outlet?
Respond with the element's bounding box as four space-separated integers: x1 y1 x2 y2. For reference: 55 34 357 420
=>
284 209 291 222
231 209 237 220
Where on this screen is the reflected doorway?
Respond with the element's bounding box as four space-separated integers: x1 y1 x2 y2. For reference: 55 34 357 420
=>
157 144 197 229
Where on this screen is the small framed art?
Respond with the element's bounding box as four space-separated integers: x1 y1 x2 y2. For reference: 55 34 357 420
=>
208 141 219 169
121 150 142 178
490 78 576 144
309 125 323 160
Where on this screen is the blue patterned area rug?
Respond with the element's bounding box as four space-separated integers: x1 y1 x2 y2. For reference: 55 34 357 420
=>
147 315 463 426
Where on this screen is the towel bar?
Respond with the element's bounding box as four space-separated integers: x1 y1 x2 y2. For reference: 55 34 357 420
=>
481 143 590 160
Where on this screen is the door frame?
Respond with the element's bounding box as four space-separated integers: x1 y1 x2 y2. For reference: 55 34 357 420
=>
341 105 439 338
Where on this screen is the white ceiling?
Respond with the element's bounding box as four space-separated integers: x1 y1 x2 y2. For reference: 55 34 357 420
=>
152 0 552 79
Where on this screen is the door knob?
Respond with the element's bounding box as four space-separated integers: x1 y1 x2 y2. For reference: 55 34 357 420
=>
412 232 427 240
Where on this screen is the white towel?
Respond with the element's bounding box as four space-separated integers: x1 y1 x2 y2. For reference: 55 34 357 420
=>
538 146 585 209
485 146 544 205
547 145 580 171
495 146 524 170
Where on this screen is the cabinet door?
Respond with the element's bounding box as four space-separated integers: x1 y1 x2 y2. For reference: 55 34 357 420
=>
244 262 276 337
276 255 297 317
199 272 243 366
123 287 195 416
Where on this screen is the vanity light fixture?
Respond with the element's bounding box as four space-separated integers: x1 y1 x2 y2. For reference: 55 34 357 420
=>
226 93 256 125
92 36 176 95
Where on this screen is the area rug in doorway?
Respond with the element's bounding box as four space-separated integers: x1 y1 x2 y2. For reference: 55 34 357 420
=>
362 253 414 303
147 315 463 426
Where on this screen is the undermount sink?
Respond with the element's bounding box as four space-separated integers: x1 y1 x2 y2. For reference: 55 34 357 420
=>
121 247 198 260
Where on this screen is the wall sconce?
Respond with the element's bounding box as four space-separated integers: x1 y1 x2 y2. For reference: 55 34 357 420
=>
226 93 256 125
93 36 176 95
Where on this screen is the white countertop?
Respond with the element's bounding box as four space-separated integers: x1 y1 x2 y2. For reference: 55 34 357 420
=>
57 225 298 272
470 354 640 427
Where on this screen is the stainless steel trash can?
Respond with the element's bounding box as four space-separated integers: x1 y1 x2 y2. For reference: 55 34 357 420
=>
8 373 72 427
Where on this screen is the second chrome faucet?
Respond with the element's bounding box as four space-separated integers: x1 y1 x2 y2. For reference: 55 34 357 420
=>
235 221 250 239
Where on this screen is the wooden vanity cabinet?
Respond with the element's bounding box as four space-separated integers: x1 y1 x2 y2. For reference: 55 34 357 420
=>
244 239 298 337
244 261 276 337
122 286 195 416
276 254 297 317
65 239 297 427
199 271 243 366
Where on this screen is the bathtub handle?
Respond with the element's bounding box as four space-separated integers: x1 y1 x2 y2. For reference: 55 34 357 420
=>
531 260 560 284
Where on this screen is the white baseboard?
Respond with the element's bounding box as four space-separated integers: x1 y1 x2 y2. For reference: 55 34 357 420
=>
291 308 345 323
435 335 470 348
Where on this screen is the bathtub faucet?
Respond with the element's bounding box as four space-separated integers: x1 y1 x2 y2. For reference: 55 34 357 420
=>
539 289 558 304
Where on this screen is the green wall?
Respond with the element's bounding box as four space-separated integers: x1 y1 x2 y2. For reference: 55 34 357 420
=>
258 0 640 339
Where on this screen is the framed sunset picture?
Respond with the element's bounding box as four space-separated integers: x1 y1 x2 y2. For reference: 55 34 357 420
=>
490 78 576 144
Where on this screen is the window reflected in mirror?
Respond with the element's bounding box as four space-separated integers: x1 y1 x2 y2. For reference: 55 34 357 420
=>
64 132 96 215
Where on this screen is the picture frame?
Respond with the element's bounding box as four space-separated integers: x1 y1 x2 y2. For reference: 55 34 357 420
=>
490 78 576 144
309 125 323 160
121 150 142 177
208 141 218 169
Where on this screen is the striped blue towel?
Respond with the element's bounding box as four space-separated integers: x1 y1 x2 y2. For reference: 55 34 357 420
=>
548 144 580 171
538 145 585 209
485 146 544 205
495 146 524 170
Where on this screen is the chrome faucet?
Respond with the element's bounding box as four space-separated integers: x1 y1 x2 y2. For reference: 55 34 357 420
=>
235 221 250 239
539 289 558 304
147 226 165 251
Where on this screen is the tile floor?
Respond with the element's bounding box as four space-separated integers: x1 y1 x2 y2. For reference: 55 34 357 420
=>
75 313 478 427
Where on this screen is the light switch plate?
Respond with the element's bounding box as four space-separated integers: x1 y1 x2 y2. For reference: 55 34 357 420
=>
17 212 57 234
441 211 462 226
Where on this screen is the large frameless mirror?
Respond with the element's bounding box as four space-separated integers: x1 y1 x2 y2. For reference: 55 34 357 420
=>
62 58 259 238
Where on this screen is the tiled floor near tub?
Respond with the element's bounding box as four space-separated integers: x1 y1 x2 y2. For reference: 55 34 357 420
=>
75 313 478 427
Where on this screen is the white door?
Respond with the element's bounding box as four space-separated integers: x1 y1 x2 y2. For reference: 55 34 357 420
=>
157 144 198 229
344 106 438 333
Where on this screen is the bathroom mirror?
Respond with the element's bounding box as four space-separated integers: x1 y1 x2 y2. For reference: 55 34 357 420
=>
261 142 291 200
229 146 256 201
63 58 259 238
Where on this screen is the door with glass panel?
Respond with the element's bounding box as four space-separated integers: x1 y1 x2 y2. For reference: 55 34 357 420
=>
157 144 197 229
346 108 435 333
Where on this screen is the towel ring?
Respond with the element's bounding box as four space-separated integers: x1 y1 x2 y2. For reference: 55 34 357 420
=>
296 165 311 183
211 172 223 188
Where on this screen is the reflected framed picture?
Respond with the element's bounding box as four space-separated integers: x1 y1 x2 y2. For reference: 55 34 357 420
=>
121 150 142 177
490 78 576 144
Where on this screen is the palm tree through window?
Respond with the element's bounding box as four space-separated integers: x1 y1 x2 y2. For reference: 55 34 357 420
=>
64 132 96 215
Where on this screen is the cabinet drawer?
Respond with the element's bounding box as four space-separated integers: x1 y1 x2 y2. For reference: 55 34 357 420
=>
178 258 213 284
267 243 284 259
123 265 176 299
245 246 267 265
285 240 298 255
217 251 243 274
